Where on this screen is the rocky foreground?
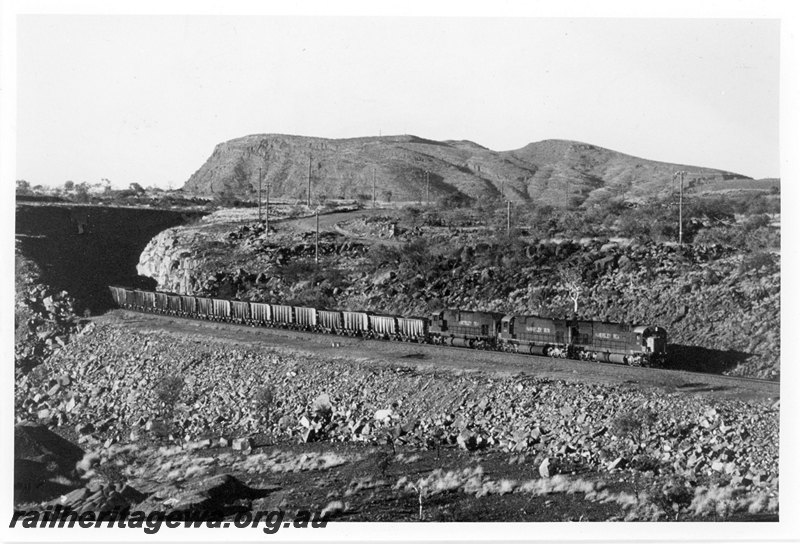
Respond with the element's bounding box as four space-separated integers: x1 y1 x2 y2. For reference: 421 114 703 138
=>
14 321 779 521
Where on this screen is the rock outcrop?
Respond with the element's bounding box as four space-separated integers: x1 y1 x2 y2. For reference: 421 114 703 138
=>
15 422 85 503
137 228 207 294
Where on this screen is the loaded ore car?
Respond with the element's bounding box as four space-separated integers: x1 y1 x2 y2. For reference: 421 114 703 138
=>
180 294 197 317
118 288 135 309
369 314 398 340
136 290 156 312
231 300 250 324
397 316 428 342
250 302 271 325
154 292 169 314
342 310 370 336
210 298 231 321
318 310 344 333
429 309 504 348
294 306 318 331
166 293 183 315
108 286 127 308
196 297 213 319
124 288 138 309
270 304 294 327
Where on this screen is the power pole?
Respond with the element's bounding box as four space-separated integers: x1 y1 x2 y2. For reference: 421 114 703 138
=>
372 166 376 208
315 210 320 265
257 167 262 222
507 200 511 236
307 154 312 207
565 178 569 210
265 176 270 235
425 170 430 204
673 171 686 246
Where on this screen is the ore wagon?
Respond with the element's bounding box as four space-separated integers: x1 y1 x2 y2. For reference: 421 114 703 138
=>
165 293 182 315
294 306 317 330
196 297 213 318
318 310 343 333
250 302 271 325
397 316 428 341
231 300 251 323
108 286 126 308
342 310 370 335
180 295 197 316
369 314 397 339
270 304 294 326
154 292 169 313
136 290 156 312
210 298 231 321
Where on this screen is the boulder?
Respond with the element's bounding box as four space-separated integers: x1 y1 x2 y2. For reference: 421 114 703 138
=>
539 457 551 478
231 437 253 451
608 457 626 471
456 431 478 451
312 393 332 418
372 270 396 286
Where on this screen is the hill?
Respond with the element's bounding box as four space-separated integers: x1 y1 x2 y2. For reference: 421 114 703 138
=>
182 135 754 206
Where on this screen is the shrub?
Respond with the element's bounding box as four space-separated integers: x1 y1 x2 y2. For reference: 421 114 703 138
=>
252 385 275 428
611 406 658 451
275 259 318 284
745 226 780 252
693 226 744 248
155 375 185 408
253 386 274 411
739 251 775 273
152 374 185 439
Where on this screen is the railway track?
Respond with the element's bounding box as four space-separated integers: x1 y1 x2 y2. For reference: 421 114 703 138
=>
106 309 779 402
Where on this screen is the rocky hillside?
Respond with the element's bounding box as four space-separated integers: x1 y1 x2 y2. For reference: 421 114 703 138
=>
183 134 751 205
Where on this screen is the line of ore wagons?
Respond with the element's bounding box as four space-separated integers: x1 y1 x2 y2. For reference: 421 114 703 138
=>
109 286 668 366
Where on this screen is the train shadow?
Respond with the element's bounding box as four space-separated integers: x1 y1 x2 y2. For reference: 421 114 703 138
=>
673 382 731 393
664 344 751 375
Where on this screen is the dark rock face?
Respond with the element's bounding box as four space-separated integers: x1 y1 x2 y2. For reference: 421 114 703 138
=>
14 422 85 503
15 204 200 314
182 134 747 205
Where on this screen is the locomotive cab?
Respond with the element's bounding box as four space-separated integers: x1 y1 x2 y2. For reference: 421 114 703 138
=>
500 315 514 340
632 325 668 366
632 325 667 354
429 310 446 334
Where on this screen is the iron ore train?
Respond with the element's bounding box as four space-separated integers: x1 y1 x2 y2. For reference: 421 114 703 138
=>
109 286 668 367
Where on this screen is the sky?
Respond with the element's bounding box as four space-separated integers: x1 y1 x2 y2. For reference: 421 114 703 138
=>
13 13 781 188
